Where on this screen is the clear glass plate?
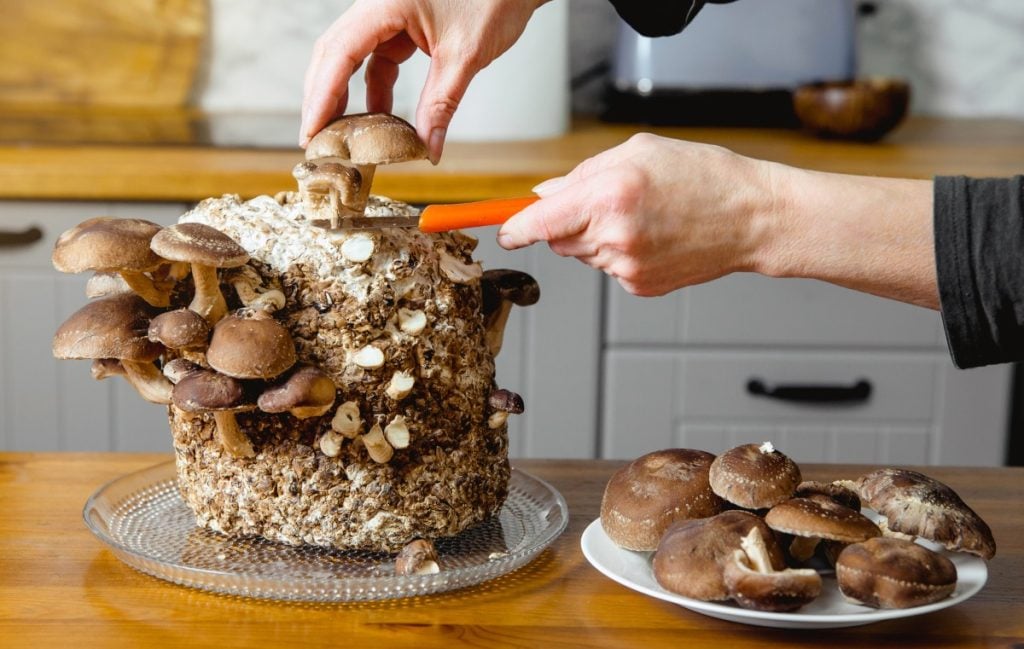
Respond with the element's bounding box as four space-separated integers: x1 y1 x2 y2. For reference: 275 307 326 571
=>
581 518 987 629
83 460 568 602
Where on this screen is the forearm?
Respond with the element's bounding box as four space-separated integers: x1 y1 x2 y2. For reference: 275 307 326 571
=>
756 165 939 309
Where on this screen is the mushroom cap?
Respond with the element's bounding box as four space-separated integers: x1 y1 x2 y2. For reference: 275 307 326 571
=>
854 468 996 560
723 529 822 612
305 113 428 164
52 217 164 274
206 310 297 379
708 442 802 509
601 448 724 551
795 480 861 511
162 357 202 384
652 510 786 601
257 365 337 415
171 368 249 413
489 388 525 414
53 293 162 361
481 269 541 308
765 497 880 543
836 537 957 609
150 223 249 268
148 308 211 350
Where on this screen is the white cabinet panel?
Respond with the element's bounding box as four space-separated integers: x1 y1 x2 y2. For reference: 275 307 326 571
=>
607 274 945 348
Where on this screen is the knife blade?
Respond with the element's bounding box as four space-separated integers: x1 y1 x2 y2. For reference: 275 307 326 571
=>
316 196 539 233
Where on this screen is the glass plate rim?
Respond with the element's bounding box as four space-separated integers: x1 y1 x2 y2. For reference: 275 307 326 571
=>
580 518 987 628
82 459 568 601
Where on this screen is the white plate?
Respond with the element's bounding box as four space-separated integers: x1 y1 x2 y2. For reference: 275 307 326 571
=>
580 518 987 629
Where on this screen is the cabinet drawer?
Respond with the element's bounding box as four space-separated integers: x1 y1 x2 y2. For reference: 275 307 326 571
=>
606 274 945 348
601 349 939 459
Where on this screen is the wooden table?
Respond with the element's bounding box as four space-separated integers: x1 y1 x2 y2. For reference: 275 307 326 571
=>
1 454 1021 648
1 116 1022 203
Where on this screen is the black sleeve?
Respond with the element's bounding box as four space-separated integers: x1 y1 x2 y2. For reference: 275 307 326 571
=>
607 0 739 38
934 175 1024 368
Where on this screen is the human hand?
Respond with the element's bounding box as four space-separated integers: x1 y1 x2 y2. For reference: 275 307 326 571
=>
497 134 781 296
301 0 544 163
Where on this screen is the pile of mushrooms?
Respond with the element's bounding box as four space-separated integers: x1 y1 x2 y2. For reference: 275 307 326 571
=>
294 113 428 228
601 442 996 611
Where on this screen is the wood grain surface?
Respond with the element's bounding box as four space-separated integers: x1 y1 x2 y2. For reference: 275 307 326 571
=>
0 453 1021 648
0 0 207 108
0 117 1022 203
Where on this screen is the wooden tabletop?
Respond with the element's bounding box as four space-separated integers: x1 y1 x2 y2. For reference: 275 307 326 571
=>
0 453 1021 648
1 116 1022 204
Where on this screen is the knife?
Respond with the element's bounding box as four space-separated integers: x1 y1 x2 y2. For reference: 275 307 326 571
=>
320 196 539 233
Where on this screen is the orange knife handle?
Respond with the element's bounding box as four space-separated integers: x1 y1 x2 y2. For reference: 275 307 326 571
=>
418 196 539 233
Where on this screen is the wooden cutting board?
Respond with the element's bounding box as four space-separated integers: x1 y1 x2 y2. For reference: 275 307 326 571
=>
0 0 207 107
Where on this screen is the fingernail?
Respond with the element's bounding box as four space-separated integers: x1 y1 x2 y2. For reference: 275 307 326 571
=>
428 127 446 165
532 176 567 196
497 233 515 249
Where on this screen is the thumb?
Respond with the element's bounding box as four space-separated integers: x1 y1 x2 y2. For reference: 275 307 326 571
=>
415 53 477 165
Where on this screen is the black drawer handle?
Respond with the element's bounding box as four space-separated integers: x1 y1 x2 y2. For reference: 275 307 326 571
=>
0 226 43 248
747 378 872 404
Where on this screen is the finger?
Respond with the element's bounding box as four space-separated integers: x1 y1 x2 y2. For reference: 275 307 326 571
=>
414 51 480 164
365 33 417 114
300 7 405 145
497 175 603 250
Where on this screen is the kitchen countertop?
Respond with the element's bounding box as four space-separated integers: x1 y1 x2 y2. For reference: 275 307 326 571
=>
0 453 1021 648
1 114 1023 204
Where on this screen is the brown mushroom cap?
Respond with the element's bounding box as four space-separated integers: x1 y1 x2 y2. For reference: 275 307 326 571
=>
53 293 162 361
795 480 861 511
207 310 297 380
52 217 164 274
766 497 880 544
171 368 248 413
482 269 541 309
162 357 202 384
601 449 724 552
489 389 525 414
653 510 786 601
148 308 211 350
394 539 440 576
836 537 957 609
723 528 822 612
305 113 428 164
709 442 801 510
150 223 249 268
854 468 996 560
257 365 337 418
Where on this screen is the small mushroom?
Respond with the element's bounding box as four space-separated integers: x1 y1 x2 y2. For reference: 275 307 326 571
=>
854 468 996 559
361 422 393 463
836 537 957 609
206 309 297 380
53 293 172 404
481 269 540 356
708 442 801 510
331 401 362 438
395 539 440 576
292 161 363 228
305 113 428 215
257 365 337 419
148 308 211 350
723 527 822 612
653 510 786 602
150 223 249 325
172 368 256 458
487 388 525 429
227 267 286 312
601 448 723 552
764 497 880 562
52 217 169 307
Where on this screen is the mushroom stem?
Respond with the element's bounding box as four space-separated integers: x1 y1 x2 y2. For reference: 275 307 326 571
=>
788 535 821 562
353 164 376 212
119 270 170 307
121 360 173 404
485 300 513 356
212 411 255 458
189 264 228 325
329 187 341 229
91 358 125 380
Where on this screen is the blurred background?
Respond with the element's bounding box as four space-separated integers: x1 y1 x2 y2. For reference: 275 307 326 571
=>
0 0 1021 465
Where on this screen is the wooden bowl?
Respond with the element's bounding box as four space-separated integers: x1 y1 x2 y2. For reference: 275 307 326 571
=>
793 78 910 141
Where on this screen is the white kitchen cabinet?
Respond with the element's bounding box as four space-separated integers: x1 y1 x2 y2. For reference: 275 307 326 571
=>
602 279 1012 466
